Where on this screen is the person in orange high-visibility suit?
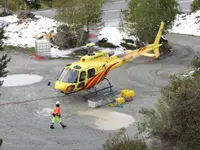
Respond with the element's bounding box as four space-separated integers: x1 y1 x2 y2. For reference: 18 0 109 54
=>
50 101 66 129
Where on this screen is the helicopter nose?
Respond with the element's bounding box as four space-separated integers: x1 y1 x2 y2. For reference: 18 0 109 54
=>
54 81 75 93
54 81 66 91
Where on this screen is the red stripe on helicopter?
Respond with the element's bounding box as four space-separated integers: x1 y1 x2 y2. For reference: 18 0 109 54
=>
81 71 103 90
101 62 119 77
96 62 119 83
85 73 104 89
138 47 147 53
83 62 119 89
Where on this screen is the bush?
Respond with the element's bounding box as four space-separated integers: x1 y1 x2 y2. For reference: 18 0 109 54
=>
120 42 136 49
52 25 88 49
191 0 200 12
119 38 136 49
137 68 200 150
97 42 119 48
191 56 200 69
122 38 135 44
0 138 2 147
158 43 172 57
102 128 147 150
25 0 41 9
0 0 25 12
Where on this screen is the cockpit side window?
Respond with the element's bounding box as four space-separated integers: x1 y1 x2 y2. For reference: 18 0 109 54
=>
79 71 86 82
88 68 95 78
58 68 67 81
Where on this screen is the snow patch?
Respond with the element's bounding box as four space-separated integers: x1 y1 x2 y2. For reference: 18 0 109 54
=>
99 27 123 46
1 74 43 87
170 10 200 36
1 15 61 47
98 27 136 46
182 70 196 77
51 47 71 58
78 109 135 130
0 14 65 57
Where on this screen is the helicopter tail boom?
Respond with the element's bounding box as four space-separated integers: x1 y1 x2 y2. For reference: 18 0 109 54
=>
106 22 165 71
139 21 164 58
154 21 165 45
153 21 165 58
123 21 165 61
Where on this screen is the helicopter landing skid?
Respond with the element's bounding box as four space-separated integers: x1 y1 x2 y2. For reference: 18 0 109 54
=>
82 78 113 101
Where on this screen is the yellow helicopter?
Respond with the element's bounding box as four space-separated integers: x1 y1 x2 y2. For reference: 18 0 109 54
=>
49 22 165 97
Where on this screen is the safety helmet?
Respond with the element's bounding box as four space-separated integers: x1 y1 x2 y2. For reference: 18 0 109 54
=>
56 101 60 105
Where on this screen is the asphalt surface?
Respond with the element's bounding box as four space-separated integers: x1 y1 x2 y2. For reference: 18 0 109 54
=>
0 33 200 150
0 1 197 149
178 0 193 12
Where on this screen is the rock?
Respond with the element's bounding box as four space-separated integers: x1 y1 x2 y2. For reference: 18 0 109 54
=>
25 18 33 22
0 21 10 28
0 5 12 17
17 12 36 20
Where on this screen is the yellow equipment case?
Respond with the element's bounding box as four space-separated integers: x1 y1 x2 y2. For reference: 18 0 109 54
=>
120 89 135 102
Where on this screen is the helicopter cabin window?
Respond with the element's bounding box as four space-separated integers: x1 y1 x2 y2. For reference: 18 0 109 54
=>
62 68 78 83
79 71 86 82
88 68 95 78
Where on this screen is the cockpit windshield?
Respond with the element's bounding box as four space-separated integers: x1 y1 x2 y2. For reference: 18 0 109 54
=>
57 68 79 83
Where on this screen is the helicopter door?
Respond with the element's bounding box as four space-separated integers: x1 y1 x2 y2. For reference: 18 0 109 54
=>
77 71 86 88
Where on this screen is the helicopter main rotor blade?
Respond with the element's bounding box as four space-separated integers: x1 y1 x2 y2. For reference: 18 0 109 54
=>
60 45 101 56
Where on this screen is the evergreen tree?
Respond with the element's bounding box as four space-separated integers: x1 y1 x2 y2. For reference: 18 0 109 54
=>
0 54 10 87
0 27 11 86
120 0 180 43
0 27 10 148
191 0 200 12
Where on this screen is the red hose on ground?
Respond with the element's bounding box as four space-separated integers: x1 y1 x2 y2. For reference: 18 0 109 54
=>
0 95 66 107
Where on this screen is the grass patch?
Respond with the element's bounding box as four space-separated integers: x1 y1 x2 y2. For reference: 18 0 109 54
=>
3 45 36 55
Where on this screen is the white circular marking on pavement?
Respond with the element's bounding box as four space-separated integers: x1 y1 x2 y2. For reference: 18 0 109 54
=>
1 74 43 87
78 109 135 130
